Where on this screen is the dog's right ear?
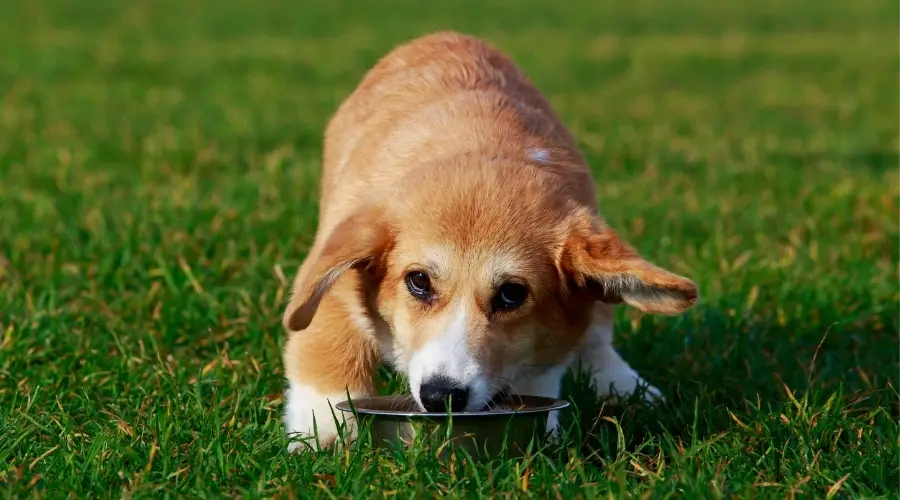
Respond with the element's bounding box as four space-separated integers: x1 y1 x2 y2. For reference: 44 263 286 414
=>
283 208 391 332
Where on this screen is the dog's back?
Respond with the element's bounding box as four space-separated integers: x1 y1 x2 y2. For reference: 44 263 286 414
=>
316 31 596 236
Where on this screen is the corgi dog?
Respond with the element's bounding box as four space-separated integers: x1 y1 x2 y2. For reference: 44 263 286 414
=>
281 31 698 451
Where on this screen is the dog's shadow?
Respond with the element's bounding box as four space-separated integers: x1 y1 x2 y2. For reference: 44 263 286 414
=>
556 300 897 462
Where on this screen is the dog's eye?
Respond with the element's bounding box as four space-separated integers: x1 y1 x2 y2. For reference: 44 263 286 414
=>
405 271 433 300
493 283 528 311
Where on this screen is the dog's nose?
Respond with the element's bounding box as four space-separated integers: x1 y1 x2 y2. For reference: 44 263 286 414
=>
419 376 469 412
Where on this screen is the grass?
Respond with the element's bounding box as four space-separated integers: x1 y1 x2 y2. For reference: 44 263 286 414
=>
0 0 897 497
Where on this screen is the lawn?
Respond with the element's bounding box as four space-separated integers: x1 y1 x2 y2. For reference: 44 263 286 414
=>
0 0 897 497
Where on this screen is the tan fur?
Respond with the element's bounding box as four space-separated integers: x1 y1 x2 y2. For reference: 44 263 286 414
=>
281 32 698 450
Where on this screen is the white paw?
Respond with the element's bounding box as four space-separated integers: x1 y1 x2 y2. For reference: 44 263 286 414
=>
283 382 351 453
640 381 665 403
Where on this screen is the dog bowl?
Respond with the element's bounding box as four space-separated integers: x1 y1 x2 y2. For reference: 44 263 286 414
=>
334 394 569 458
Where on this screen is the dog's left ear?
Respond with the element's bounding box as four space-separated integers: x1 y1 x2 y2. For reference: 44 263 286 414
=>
283 208 391 332
560 214 699 315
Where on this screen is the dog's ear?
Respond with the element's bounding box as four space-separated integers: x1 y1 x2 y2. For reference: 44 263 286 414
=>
560 214 698 315
283 208 391 332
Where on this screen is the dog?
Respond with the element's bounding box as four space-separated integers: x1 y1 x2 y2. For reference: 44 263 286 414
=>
281 31 698 452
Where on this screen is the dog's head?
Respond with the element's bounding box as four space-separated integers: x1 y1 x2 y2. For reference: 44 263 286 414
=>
283 159 698 412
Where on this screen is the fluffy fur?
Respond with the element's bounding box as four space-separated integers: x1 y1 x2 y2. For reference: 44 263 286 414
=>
281 31 699 450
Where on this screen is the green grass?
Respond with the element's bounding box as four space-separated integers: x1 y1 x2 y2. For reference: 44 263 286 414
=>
0 0 898 497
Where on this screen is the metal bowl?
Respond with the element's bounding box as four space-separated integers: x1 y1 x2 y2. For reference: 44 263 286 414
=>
334 394 569 458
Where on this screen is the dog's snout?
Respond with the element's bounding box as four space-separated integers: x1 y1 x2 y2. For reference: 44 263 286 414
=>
419 375 469 412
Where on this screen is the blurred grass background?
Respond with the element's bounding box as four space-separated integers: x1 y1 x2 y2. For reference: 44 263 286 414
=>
0 0 897 497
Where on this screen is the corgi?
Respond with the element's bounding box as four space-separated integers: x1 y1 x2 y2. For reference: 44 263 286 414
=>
281 31 698 452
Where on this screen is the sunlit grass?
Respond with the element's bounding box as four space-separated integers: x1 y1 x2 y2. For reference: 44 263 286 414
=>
0 0 897 497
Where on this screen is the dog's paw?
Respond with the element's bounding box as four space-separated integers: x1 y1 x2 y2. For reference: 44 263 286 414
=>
640 381 665 403
283 382 349 453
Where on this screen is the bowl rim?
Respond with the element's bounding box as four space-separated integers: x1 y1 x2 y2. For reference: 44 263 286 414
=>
334 394 570 418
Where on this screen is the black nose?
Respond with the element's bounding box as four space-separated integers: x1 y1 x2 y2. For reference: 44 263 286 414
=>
419 376 469 412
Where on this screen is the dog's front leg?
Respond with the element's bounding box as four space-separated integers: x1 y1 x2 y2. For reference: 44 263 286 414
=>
282 295 379 453
511 364 569 439
577 305 663 402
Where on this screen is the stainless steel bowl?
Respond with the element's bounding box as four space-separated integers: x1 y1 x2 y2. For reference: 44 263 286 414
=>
334 394 569 458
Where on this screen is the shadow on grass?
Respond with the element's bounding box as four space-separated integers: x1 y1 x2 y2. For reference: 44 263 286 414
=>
555 298 898 462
